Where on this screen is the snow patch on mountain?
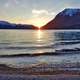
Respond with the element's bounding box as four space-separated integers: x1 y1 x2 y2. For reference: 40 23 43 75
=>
59 8 80 16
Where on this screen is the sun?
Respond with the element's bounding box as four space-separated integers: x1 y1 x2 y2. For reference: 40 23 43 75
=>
33 21 45 28
10 17 48 28
31 19 46 28
26 18 47 28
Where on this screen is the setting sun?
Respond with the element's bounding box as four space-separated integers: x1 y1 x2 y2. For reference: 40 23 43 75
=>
9 18 46 28
32 20 46 28
26 18 49 28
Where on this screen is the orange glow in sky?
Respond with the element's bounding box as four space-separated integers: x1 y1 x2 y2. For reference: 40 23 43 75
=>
8 17 51 28
26 18 49 28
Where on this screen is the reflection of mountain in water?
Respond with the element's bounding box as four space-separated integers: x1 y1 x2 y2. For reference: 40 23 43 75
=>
55 31 80 40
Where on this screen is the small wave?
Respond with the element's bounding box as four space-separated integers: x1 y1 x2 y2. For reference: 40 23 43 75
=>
0 43 11 45
0 48 80 58
54 40 80 45
0 46 53 50
59 40 80 45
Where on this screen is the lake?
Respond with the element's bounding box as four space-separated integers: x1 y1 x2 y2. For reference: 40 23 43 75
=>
0 30 80 67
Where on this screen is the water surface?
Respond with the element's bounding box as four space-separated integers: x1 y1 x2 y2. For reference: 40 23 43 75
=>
0 30 80 67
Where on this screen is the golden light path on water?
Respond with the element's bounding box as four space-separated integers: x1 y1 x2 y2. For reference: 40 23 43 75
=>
35 29 55 53
35 29 43 53
37 29 43 42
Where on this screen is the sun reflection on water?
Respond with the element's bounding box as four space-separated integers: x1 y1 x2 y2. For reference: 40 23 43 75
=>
35 29 52 53
36 29 44 53
37 29 43 42
35 29 51 45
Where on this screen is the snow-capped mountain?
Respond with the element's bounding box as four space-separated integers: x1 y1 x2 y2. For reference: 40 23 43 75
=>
42 8 80 29
59 8 80 16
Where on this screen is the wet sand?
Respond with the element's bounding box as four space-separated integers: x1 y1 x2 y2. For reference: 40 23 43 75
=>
0 64 80 80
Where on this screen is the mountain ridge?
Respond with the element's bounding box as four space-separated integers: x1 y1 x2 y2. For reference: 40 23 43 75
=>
0 21 38 29
0 8 80 29
41 8 80 29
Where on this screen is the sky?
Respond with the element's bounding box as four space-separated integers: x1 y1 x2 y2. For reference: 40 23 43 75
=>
0 0 80 27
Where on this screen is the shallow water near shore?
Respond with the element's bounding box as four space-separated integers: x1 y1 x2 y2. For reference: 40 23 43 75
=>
0 74 80 80
0 30 80 67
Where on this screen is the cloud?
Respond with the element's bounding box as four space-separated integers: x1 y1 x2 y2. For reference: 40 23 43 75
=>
32 9 55 16
32 9 48 15
4 3 9 8
14 0 19 4
4 0 19 8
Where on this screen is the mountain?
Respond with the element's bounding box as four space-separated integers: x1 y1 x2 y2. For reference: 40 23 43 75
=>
41 8 80 29
0 21 38 29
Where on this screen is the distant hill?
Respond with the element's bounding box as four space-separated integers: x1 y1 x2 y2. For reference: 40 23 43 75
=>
41 8 80 29
0 21 38 29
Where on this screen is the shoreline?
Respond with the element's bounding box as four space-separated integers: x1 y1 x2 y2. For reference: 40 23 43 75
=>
0 63 80 75
0 48 80 57
0 56 80 79
0 74 80 80
0 64 80 79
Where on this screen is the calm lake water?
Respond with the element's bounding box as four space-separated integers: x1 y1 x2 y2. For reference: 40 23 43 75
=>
0 30 80 67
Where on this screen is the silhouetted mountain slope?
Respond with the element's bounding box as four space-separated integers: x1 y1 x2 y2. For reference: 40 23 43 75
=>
0 21 38 29
42 8 80 29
